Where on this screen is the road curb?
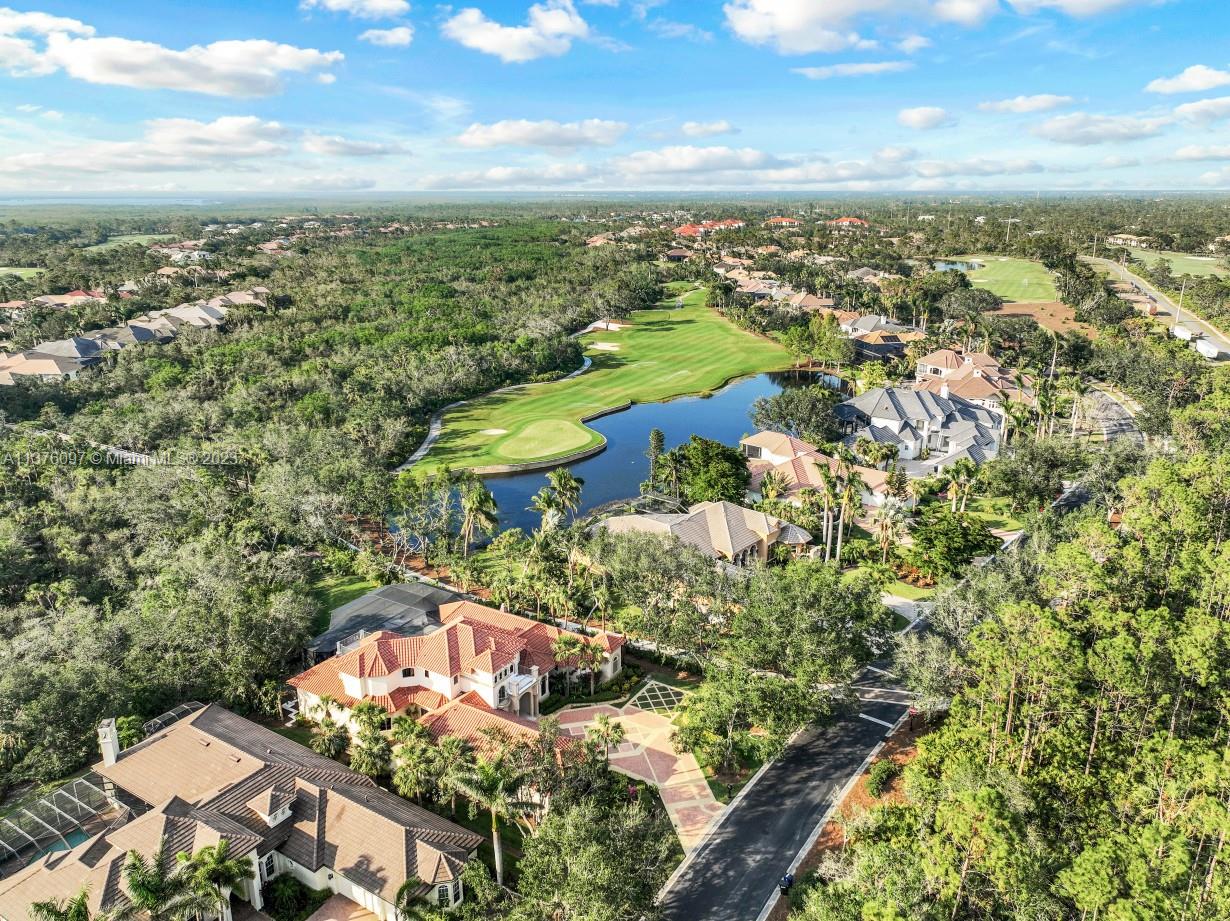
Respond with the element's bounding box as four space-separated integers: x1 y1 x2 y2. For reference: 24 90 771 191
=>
753 708 911 921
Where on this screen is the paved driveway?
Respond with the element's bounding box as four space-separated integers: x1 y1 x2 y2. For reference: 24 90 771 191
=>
556 684 724 853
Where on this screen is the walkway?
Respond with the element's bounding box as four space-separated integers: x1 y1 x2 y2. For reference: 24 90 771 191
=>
657 667 913 921
555 684 724 854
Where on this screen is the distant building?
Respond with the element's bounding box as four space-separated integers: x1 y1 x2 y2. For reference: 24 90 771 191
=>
765 216 802 227
1106 233 1153 249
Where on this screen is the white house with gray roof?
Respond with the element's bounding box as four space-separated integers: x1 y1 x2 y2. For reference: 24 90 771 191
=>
835 386 1001 475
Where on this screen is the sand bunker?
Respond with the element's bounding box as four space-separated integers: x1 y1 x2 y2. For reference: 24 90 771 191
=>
479 428 508 435
591 342 621 351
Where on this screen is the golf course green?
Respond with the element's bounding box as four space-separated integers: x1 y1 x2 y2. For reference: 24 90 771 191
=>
958 255 1058 302
421 285 792 471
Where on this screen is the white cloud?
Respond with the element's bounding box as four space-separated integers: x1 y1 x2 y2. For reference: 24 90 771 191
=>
613 145 780 174
421 162 593 188
646 19 713 42
0 116 289 176
303 133 403 156
933 0 999 25
1008 0 1149 13
1173 96 1230 123
978 93 1075 113
1146 64 1230 95
300 0 409 17
1032 112 1169 144
1174 144 1230 161
278 172 378 190
914 157 1044 177
39 107 61 120
898 34 931 53
793 61 912 79
722 0 894 54
0 13 343 97
897 106 955 129
681 120 737 137
1199 166 1230 187
359 26 414 46
455 117 626 148
442 0 590 63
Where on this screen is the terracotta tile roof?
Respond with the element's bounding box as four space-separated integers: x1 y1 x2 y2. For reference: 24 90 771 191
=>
418 693 554 757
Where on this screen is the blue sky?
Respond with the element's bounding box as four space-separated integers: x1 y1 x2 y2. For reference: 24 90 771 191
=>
0 0 1227 192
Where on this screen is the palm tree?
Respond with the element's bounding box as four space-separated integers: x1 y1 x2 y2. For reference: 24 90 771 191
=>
390 714 430 748
868 498 911 564
111 840 210 921
947 458 978 513
447 751 534 886
349 700 387 733
818 468 840 561
433 735 475 816
311 693 337 721
349 726 392 778
905 476 929 509
393 741 437 804
585 714 626 763
30 888 94 921
180 840 255 918
529 488 562 532
393 877 429 920
1065 375 1090 438
758 469 790 502
578 641 608 696
546 468 584 518
551 633 586 696
458 478 499 557
311 717 348 761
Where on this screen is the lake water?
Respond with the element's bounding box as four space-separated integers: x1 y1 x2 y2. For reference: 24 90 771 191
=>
934 260 983 272
483 370 841 533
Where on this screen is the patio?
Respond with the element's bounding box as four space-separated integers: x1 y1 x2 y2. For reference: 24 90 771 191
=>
557 683 724 853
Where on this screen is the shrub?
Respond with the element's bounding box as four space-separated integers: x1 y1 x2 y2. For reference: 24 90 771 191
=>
865 757 900 798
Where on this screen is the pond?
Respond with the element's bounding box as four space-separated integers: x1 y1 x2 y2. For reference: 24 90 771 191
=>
934 259 983 272
482 370 842 533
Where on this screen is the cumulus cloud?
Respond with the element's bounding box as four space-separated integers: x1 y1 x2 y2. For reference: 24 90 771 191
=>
1032 112 1169 144
442 0 590 63
1173 96 1230 123
898 34 931 53
420 162 593 188
913 157 1044 177
613 145 782 175
1008 0 1150 13
0 11 342 97
646 19 713 42
359 26 413 46
897 106 955 129
978 94 1075 113
300 0 409 17
0 116 289 176
455 118 626 148
681 120 737 137
303 133 404 156
793 61 912 79
1146 64 1230 95
277 172 378 190
1174 144 1230 161
1199 166 1230 187
933 0 999 25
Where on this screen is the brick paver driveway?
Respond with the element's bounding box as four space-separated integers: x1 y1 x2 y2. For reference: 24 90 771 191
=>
556 681 724 853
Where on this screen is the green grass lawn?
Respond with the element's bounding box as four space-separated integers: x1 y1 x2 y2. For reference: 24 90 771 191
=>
421 286 791 470
955 255 1059 303
1135 250 1228 278
844 567 935 601
85 233 174 251
306 571 379 634
0 266 43 279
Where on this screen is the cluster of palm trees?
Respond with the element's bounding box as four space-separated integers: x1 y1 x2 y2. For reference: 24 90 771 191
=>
550 632 608 697
31 839 254 921
1000 372 1091 444
760 449 869 565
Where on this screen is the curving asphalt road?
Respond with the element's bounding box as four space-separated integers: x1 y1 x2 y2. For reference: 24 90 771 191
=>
658 667 912 921
1084 255 1230 358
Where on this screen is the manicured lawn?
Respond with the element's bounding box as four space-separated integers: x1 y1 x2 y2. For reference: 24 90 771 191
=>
1135 249 1228 278
0 266 43 279
955 255 1059 303
843 567 935 601
85 233 174 251
272 724 316 748
961 495 1025 533
421 286 791 470
307 571 379 634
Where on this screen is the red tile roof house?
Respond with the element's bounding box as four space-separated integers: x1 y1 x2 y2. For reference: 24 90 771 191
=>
288 601 625 753
740 431 893 509
765 216 802 227
0 705 483 920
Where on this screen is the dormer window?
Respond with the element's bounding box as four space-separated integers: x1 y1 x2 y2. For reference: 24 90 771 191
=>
402 667 415 678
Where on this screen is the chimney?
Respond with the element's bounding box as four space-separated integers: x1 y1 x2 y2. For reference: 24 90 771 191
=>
940 382 950 399
98 718 121 766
